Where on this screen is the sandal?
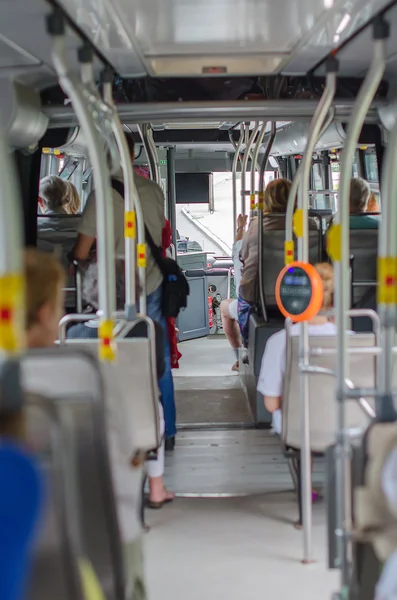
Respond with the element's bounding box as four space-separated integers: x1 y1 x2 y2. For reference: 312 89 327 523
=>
145 492 175 510
231 361 239 372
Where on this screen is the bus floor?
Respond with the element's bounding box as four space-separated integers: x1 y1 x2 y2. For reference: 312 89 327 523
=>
144 336 337 599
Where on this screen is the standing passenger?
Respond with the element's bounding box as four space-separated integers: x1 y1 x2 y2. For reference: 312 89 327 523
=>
220 214 247 371
70 133 177 447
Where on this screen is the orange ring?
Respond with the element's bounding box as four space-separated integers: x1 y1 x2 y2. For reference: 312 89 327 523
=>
275 261 323 322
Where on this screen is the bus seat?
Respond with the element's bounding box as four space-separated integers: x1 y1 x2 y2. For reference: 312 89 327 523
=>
260 229 323 310
349 229 378 308
354 421 397 565
64 338 162 452
37 224 80 309
282 334 376 453
22 349 126 600
25 395 86 600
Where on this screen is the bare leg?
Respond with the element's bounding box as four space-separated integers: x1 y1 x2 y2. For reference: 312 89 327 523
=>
146 403 174 505
221 299 242 370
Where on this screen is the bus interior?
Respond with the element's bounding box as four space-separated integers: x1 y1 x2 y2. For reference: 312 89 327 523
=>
1 1 397 599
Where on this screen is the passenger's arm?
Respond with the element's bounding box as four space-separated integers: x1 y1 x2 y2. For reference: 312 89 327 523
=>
257 331 286 412
71 191 97 261
72 232 95 261
264 395 282 413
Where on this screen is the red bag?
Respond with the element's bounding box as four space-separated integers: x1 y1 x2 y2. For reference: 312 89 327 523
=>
162 220 182 369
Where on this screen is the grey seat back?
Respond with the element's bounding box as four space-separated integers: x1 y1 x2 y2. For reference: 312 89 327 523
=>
22 348 125 600
349 229 378 307
261 229 322 309
282 334 375 452
26 394 85 600
64 338 161 452
37 218 81 309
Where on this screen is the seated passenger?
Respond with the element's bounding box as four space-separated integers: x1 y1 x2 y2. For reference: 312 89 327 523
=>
257 262 335 436
348 177 380 229
66 259 174 508
38 175 81 223
23 249 157 600
237 178 319 346
220 214 247 371
37 175 82 268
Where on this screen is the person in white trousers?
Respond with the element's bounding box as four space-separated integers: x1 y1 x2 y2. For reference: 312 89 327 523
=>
220 214 247 371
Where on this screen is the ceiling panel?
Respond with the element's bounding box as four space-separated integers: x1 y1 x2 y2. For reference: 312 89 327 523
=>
54 0 397 78
0 0 105 90
54 0 370 77
312 3 397 78
284 0 396 75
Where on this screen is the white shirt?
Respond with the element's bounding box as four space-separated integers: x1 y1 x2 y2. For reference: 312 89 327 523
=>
257 321 338 434
232 238 243 293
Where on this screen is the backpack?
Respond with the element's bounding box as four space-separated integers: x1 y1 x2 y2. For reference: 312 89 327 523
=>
111 178 189 318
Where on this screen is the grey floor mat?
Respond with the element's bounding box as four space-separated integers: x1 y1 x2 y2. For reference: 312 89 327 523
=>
175 376 253 424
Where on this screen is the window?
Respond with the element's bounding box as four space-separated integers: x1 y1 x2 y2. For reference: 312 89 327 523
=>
364 152 379 182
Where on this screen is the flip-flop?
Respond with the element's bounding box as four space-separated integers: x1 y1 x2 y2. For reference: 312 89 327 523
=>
145 495 175 510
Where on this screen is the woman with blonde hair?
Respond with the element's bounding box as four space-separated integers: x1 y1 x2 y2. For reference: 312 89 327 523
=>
39 175 80 216
237 178 318 346
65 181 81 215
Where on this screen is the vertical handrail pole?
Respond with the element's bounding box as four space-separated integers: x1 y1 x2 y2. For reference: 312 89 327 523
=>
102 69 147 317
231 125 244 241
250 120 268 217
298 58 338 565
0 128 24 361
378 86 397 422
48 12 116 360
241 122 260 216
257 122 276 319
332 17 388 596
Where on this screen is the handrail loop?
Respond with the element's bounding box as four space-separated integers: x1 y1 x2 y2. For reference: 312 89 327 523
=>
240 122 260 216
78 43 120 177
250 120 268 217
47 11 117 361
257 122 276 320
102 68 147 317
231 124 244 241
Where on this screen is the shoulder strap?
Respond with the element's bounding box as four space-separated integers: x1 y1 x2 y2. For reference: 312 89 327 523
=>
110 178 166 274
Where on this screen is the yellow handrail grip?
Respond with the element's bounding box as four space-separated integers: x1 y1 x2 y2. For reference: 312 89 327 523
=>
326 223 342 262
378 257 397 305
137 243 147 268
284 240 294 265
0 273 24 353
293 209 303 239
124 211 136 239
98 319 116 362
79 559 106 600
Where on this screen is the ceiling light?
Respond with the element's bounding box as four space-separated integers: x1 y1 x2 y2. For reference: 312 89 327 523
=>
336 13 351 35
324 0 334 8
